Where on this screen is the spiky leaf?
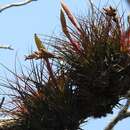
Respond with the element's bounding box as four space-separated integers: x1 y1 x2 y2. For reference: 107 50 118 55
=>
61 0 81 33
34 34 45 51
60 9 71 39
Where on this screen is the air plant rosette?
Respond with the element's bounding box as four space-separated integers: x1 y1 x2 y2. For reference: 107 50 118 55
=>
1 34 85 130
54 1 130 118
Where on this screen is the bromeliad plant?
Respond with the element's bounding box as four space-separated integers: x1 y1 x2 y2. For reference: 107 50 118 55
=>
2 1 130 130
54 1 130 118
1 34 86 130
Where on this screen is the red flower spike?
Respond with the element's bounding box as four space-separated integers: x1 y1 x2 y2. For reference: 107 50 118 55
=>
60 8 81 53
60 9 71 39
61 0 82 34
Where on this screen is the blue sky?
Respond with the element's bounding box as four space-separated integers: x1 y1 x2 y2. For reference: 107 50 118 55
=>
0 0 130 130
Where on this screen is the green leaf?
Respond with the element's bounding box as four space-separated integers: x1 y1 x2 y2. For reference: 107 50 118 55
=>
34 34 45 50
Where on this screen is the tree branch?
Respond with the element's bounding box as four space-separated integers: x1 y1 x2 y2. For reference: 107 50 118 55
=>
0 0 37 12
0 45 14 50
104 99 130 130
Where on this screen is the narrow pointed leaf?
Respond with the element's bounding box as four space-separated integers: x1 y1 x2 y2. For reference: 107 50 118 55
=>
25 52 38 60
61 0 81 33
34 34 45 50
60 9 71 39
57 73 66 92
60 9 80 52
0 97 5 108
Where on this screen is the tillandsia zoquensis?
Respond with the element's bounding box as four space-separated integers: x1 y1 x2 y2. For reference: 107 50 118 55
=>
2 1 130 130
2 32 85 130
54 1 130 117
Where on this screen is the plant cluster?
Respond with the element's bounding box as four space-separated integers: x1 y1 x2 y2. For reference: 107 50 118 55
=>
55 1 130 118
1 1 130 130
